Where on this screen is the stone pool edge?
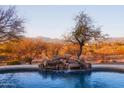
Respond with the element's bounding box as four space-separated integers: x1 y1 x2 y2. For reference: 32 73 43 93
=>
0 64 124 73
92 64 124 73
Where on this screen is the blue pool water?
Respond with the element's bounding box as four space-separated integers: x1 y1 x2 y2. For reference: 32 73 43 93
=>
0 71 124 88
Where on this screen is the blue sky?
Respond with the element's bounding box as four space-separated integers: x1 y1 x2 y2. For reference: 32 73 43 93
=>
14 5 124 38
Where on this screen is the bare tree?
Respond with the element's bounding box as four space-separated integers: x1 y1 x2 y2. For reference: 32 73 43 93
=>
65 11 107 59
0 6 25 42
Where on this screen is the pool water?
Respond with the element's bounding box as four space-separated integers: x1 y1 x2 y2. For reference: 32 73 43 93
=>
0 71 124 88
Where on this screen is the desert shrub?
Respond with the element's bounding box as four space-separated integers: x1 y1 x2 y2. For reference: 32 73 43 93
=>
23 56 33 64
7 60 21 65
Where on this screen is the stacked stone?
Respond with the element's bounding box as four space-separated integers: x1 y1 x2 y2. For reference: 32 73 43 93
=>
39 54 91 71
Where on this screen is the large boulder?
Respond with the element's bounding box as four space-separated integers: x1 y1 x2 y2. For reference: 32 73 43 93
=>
39 57 50 69
63 54 72 60
67 63 81 70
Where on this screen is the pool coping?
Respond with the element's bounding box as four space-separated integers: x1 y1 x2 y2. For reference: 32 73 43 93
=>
0 65 39 73
92 64 124 73
0 64 124 73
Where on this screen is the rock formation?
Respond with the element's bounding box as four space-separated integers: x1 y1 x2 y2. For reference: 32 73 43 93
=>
39 55 91 71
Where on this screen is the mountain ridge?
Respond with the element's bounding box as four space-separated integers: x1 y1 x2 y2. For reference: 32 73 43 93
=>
27 36 124 43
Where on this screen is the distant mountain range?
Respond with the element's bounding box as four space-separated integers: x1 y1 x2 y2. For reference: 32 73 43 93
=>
31 36 124 43
33 36 64 43
105 37 124 42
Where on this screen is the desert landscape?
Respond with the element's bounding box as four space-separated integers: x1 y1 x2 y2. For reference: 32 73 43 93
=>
0 5 124 88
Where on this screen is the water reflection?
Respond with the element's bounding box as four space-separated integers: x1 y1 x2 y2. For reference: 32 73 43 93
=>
0 71 124 88
38 71 92 88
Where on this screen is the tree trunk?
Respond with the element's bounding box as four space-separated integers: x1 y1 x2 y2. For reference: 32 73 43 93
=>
29 58 33 65
77 45 83 59
29 61 32 64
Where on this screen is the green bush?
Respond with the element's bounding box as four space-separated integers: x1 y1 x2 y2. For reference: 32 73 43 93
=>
7 60 21 65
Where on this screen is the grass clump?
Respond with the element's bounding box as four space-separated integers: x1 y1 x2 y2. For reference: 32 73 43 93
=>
7 60 21 65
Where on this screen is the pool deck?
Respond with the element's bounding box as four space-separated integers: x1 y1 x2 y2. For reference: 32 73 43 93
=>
0 64 124 72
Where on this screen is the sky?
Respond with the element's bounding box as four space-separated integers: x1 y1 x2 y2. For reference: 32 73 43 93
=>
7 5 124 39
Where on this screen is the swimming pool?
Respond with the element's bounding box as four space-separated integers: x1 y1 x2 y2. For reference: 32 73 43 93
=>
0 71 124 88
